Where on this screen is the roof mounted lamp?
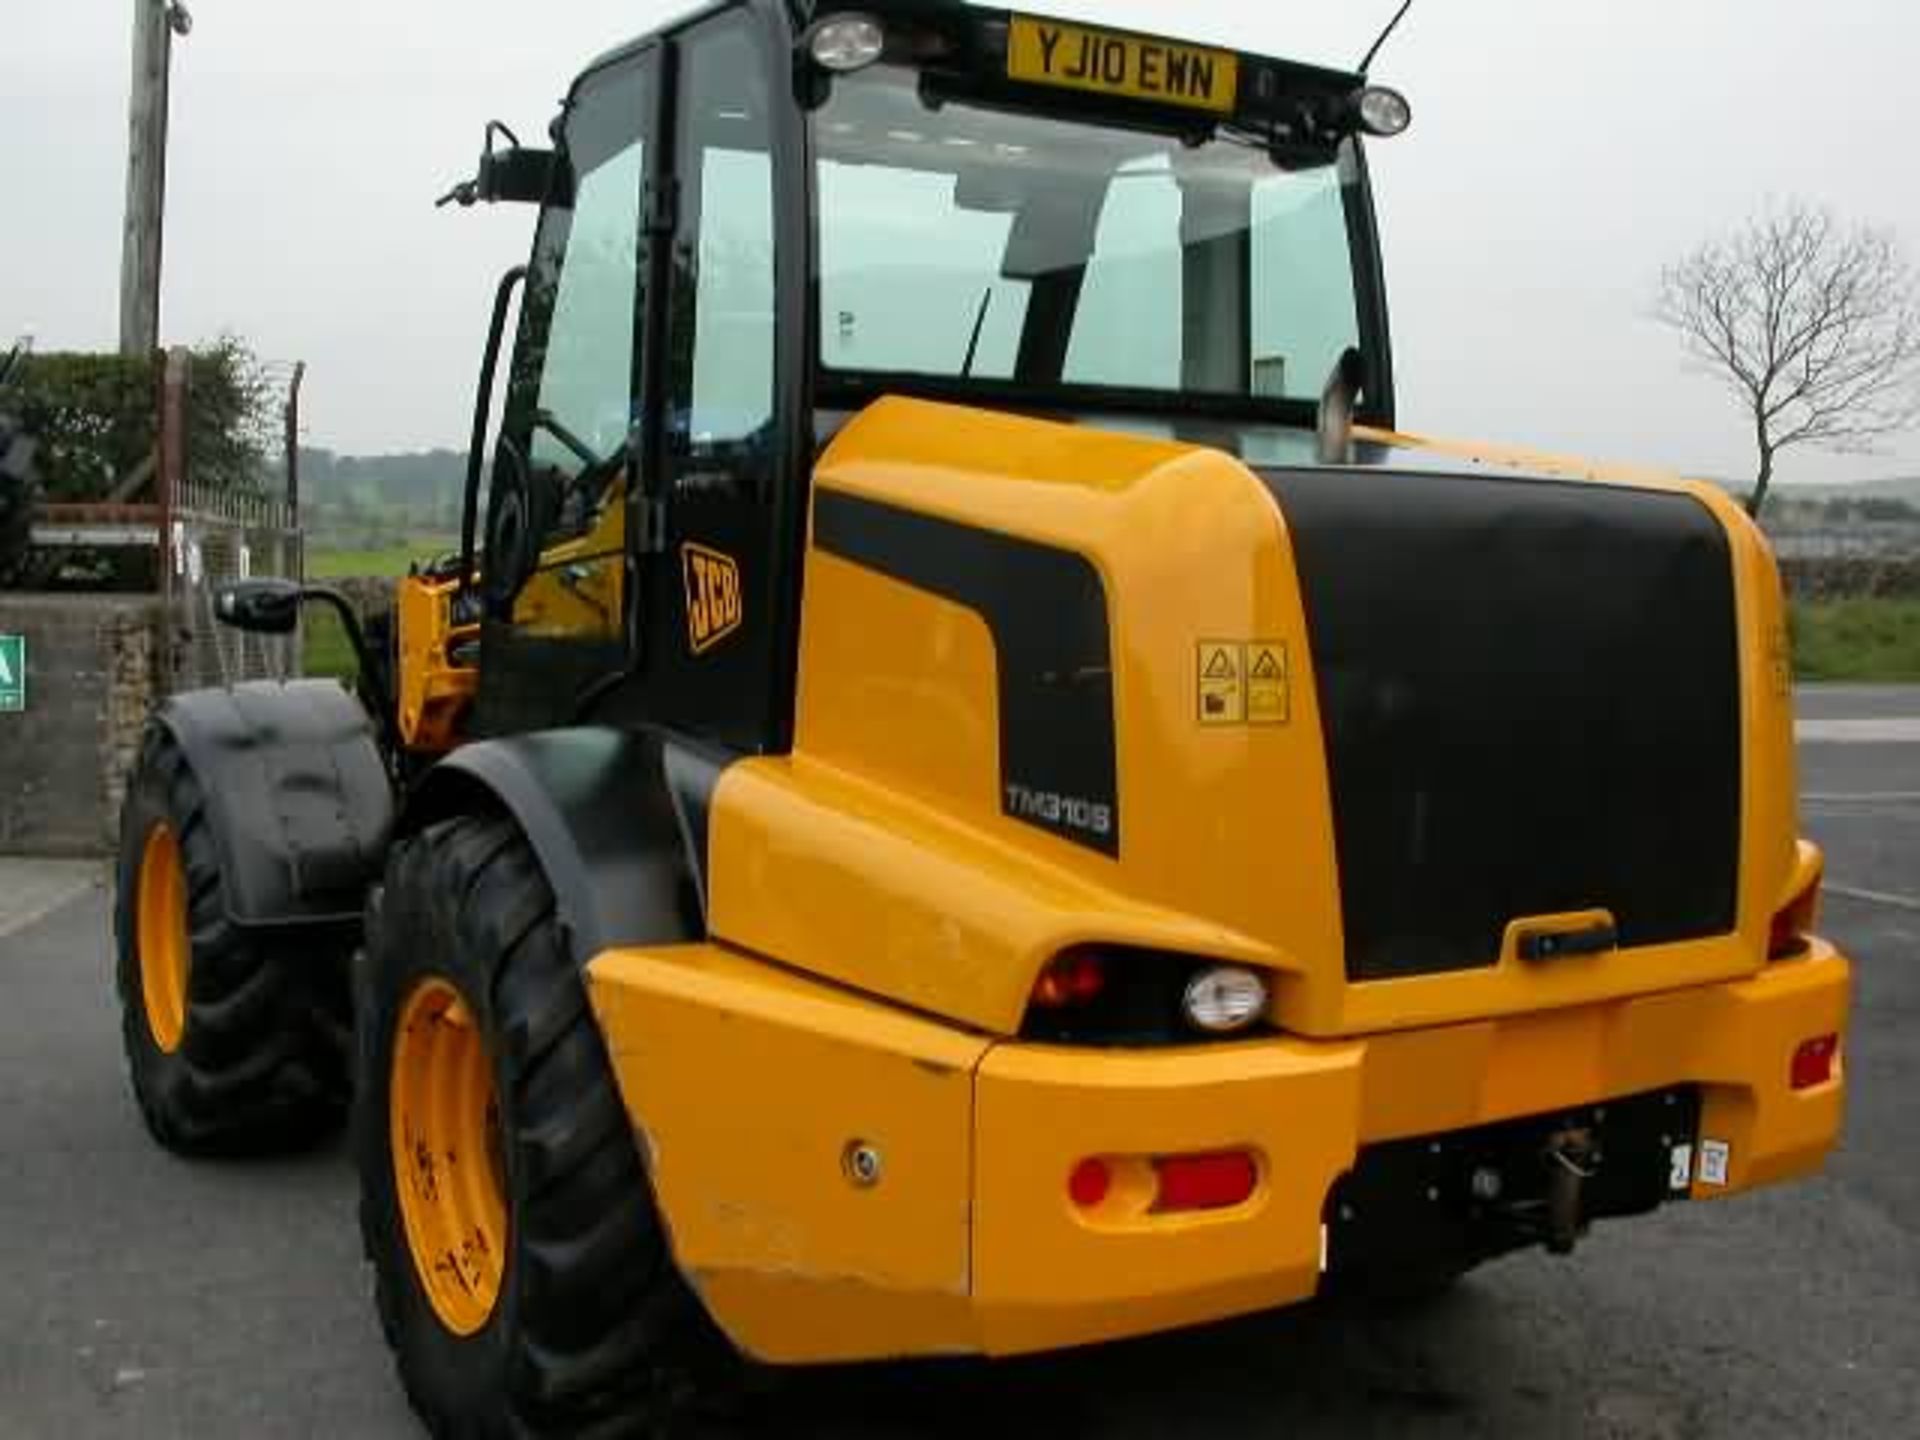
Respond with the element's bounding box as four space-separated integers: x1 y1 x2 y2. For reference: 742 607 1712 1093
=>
1351 85 1412 137
806 13 886 73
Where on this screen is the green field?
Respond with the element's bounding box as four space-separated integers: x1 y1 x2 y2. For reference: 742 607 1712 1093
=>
302 538 454 679
1792 597 1920 683
306 537 456 580
303 611 355 681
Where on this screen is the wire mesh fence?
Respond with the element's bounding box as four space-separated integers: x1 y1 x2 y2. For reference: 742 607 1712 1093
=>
164 474 304 691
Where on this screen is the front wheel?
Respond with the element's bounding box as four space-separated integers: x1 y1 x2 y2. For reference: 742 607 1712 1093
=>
356 816 729 1438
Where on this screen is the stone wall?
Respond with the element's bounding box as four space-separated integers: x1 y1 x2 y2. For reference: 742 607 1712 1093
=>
0 595 164 857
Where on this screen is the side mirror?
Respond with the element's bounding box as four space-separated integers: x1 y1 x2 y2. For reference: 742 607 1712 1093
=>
476 146 557 206
437 121 561 210
215 578 302 635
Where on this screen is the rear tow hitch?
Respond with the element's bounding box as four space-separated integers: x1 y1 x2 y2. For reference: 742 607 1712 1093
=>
1543 1126 1598 1254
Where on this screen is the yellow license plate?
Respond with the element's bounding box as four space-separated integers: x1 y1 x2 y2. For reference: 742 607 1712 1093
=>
1007 15 1239 116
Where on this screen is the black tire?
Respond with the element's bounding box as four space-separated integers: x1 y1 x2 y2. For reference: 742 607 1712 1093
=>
356 815 731 1439
113 724 354 1154
0 411 38 589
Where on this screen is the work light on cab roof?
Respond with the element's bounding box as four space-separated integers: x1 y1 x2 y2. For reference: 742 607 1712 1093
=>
800 6 1414 147
806 12 886 72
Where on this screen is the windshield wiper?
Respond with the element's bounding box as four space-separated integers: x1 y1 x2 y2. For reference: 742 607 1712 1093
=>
959 287 993 379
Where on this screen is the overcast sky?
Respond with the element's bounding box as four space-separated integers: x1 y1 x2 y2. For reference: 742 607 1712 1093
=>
4 0 1917 485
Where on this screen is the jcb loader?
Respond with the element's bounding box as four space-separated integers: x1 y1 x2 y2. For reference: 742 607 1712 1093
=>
113 3 1850 1433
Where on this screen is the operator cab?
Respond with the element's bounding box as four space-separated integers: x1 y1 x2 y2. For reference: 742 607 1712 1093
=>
451 1 1405 753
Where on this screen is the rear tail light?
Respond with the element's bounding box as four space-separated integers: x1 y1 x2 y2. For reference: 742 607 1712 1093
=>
1769 846 1823 960
1068 1149 1260 1215
1067 1157 1112 1207
1023 947 1273 1043
1030 949 1107 1008
1791 1034 1840 1090
1153 1151 1259 1213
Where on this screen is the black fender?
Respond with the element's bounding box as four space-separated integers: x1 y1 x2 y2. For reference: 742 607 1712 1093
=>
154 681 394 931
401 727 717 964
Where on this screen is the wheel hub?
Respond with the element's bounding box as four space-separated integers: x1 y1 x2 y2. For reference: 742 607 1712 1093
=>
135 822 190 1054
389 978 509 1336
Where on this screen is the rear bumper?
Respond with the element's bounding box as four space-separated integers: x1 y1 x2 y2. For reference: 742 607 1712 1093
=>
586 940 1849 1363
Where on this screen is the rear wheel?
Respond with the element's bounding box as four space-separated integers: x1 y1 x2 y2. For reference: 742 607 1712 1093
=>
113 726 353 1153
356 816 729 1438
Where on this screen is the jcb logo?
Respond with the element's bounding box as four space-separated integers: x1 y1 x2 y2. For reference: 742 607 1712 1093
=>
681 543 743 655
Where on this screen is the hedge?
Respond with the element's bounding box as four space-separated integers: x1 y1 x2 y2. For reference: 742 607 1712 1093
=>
1 337 277 502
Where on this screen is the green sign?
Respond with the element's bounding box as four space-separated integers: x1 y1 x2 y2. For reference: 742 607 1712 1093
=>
0 634 23 712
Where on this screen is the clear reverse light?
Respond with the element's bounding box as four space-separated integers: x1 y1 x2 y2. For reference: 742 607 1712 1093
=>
809 14 885 73
1182 966 1269 1034
1355 85 1413 137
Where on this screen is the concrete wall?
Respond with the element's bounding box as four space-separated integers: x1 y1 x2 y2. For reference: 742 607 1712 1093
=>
0 595 164 857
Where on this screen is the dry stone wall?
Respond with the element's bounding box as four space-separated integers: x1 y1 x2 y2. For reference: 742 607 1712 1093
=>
0 595 164 856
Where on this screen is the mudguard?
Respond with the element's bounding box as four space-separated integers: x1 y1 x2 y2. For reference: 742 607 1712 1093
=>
154 681 394 930
402 728 713 964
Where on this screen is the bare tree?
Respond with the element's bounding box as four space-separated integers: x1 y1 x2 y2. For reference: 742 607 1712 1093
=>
1657 201 1920 517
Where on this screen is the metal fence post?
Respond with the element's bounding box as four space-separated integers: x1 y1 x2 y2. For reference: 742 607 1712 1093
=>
155 346 190 692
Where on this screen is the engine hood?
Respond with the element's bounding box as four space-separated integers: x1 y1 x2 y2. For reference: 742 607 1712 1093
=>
707 397 1800 1040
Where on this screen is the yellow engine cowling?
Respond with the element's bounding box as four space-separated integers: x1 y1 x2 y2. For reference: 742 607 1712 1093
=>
703 395 1806 1041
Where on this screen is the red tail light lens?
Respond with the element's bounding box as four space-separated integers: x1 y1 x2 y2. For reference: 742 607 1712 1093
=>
1067 1157 1112 1208
1031 949 1108 1008
1791 1034 1840 1090
1152 1151 1259 1213
1769 850 1823 960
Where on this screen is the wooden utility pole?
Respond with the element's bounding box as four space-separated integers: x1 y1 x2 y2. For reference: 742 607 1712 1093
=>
120 0 180 358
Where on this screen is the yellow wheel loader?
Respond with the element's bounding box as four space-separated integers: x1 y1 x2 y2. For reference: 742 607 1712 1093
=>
113 3 1850 1433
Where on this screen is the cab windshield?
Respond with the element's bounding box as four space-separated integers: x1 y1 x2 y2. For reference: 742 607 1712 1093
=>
812 62 1365 408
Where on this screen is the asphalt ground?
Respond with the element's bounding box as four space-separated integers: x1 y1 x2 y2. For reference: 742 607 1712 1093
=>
2 688 1915 1439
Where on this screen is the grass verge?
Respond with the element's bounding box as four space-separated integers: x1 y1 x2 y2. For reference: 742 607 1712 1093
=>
1792 597 1920 683
306 538 456 580
303 610 358 682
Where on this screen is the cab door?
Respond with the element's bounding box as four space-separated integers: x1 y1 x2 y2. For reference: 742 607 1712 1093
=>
633 7 801 755
476 49 659 734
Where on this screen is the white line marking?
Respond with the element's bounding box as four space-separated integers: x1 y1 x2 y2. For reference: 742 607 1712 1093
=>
1796 719 1920 744
1826 883 1920 913
1803 792 1920 804
0 880 98 940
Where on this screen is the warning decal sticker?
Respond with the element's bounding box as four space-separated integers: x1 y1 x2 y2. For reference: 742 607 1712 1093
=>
1698 1139 1731 1187
1246 641 1289 726
1197 639 1290 727
1197 641 1243 725
1668 1143 1694 1191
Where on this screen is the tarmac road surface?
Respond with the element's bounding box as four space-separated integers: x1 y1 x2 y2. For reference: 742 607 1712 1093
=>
2 685 1915 1438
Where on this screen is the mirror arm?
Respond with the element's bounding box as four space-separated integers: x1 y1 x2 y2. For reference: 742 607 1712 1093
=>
461 265 529 601
298 587 376 689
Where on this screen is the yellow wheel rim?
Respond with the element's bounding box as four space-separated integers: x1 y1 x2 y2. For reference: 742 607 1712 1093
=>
390 978 509 1336
136 822 190 1054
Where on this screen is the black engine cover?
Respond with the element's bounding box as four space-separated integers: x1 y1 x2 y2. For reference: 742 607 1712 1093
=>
1260 466 1741 981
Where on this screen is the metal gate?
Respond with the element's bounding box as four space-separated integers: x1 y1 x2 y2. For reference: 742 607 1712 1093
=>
30 347 308 695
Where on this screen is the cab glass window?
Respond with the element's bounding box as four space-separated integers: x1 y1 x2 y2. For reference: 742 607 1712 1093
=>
812 63 1363 404
676 23 775 455
509 68 648 545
